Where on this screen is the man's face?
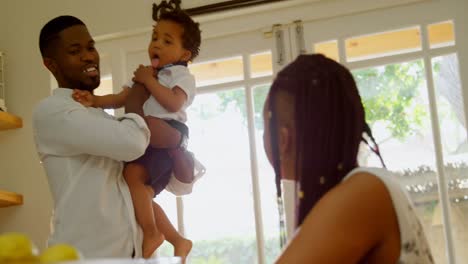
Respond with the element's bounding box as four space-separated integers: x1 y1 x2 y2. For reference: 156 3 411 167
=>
45 25 100 91
148 20 191 67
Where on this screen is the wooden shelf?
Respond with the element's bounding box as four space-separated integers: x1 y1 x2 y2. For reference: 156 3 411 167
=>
0 190 23 207
0 111 22 130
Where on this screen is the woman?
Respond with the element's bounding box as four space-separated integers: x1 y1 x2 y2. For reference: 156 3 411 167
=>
263 54 434 263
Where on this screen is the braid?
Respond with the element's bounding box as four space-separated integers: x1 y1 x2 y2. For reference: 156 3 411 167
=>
268 84 288 247
362 123 387 168
268 54 366 228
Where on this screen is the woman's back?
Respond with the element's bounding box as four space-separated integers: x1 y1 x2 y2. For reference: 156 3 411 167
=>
276 168 434 263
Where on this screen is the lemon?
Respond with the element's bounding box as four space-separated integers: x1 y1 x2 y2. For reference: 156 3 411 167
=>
0 232 38 262
39 244 81 263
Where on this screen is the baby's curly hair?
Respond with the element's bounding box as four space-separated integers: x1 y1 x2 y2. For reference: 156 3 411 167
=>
156 10 201 61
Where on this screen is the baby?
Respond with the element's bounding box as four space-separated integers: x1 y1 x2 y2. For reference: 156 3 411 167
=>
73 9 202 260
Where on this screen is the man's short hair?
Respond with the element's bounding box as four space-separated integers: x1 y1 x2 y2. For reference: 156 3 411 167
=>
39 15 85 58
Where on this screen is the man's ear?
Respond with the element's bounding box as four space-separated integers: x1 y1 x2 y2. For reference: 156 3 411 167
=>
279 126 291 158
181 50 192 62
43 58 57 74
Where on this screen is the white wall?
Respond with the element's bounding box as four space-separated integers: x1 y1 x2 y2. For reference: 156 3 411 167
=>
0 0 467 251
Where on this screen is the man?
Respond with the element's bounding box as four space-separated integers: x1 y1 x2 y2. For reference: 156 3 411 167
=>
33 15 193 258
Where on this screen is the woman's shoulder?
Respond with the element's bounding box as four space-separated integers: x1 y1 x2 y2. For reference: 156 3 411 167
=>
343 167 394 182
341 167 405 200
335 167 392 199
311 168 398 233
336 168 434 263
341 167 410 210
286 169 401 263
315 168 401 240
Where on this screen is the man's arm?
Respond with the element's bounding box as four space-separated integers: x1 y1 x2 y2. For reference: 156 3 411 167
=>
33 98 150 162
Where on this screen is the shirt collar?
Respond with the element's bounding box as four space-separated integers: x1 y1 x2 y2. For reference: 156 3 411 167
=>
53 88 73 97
157 61 188 71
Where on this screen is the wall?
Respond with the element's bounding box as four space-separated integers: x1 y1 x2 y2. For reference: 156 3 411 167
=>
0 0 467 252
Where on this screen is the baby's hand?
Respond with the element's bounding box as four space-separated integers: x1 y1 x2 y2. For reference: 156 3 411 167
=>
72 89 94 107
132 64 155 85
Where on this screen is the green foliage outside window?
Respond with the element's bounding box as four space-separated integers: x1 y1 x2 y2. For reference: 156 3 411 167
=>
353 60 428 141
159 237 281 264
213 61 429 142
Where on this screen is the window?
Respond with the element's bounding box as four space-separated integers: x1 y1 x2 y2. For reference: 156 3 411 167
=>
431 53 468 262
189 56 244 87
250 52 274 78
310 20 467 263
159 51 278 263
345 26 421 62
428 21 455 49
314 40 339 62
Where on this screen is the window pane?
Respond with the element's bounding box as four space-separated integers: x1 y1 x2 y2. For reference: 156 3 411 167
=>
352 60 448 263
250 51 273 78
189 56 244 87
314 40 339 62
432 53 468 263
346 27 421 62
428 21 455 49
185 89 259 263
253 84 281 263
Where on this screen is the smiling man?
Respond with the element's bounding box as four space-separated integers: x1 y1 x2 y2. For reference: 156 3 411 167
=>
33 16 151 258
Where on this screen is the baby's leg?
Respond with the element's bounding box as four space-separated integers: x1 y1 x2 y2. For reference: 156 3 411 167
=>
124 163 164 258
146 116 181 149
168 149 194 184
152 201 192 263
146 117 194 183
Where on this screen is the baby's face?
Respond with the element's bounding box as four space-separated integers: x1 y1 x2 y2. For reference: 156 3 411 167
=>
148 20 191 67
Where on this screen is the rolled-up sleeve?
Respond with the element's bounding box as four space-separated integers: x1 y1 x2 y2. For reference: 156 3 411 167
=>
34 99 150 162
165 176 194 196
165 157 206 196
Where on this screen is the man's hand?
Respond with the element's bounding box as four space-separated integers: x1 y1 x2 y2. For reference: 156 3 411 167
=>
72 89 94 107
132 65 156 86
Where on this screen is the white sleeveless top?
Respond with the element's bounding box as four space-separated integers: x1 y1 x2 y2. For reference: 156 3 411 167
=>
343 167 435 264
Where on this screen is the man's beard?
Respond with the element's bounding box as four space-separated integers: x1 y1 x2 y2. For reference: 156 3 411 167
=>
74 76 100 92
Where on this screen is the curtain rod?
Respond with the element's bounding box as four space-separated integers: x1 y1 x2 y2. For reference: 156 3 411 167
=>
185 0 288 16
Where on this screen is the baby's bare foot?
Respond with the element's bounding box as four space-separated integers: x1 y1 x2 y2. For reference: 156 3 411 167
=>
174 238 192 264
142 232 165 258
